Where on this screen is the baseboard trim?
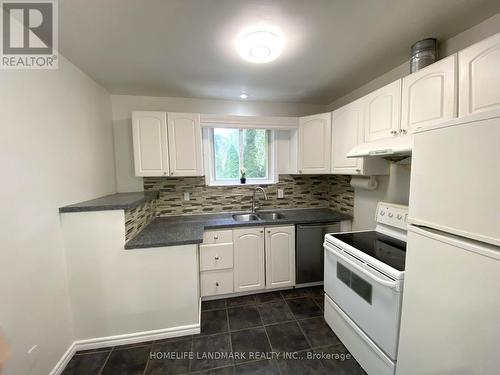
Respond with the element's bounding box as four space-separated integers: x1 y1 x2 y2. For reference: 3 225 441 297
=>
49 342 76 375
50 322 200 375
75 323 200 351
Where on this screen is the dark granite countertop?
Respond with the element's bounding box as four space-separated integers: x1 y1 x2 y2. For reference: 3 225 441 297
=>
59 191 158 213
125 208 352 249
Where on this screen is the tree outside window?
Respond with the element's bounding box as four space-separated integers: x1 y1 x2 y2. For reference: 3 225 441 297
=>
213 128 268 182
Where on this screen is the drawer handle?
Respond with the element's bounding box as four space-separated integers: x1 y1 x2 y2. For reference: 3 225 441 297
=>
215 282 219 287
214 256 220 260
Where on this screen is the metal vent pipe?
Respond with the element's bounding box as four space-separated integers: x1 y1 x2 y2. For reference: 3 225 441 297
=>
410 38 437 73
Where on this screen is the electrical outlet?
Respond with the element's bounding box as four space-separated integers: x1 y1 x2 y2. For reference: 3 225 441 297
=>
183 192 190 201
277 189 284 199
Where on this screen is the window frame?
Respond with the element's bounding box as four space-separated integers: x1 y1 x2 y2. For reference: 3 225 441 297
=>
203 127 278 186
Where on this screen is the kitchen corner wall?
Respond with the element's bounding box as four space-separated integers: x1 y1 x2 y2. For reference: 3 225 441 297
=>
0 56 115 375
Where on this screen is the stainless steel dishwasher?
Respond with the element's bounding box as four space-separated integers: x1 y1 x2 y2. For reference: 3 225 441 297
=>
296 222 341 286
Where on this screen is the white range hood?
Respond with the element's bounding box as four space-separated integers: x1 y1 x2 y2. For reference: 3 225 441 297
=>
347 134 413 159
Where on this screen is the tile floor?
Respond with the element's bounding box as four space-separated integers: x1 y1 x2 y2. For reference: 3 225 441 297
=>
62 287 366 374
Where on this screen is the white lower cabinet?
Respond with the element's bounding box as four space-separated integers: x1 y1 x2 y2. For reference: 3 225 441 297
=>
201 226 296 297
233 227 266 292
200 269 234 297
199 243 233 271
199 230 235 297
265 226 295 289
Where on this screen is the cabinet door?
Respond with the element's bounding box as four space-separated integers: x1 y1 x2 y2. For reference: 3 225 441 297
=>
167 112 203 176
297 113 331 174
331 99 363 174
402 55 457 133
459 32 500 116
233 228 265 292
265 226 295 289
132 111 169 177
364 79 401 142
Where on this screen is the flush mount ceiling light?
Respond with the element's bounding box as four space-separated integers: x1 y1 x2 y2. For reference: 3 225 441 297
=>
236 25 285 63
239 93 249 99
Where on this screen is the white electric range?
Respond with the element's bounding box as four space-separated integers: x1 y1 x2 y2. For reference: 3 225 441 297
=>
323 202 408 375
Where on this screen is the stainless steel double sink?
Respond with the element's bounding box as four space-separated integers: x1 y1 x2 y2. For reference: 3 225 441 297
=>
232 212 284 222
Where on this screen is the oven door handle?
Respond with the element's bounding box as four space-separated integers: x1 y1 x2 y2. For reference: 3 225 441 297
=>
324 242 401 292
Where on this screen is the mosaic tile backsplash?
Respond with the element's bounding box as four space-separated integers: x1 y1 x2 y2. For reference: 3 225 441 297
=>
124 198 156 241
142 174 354 217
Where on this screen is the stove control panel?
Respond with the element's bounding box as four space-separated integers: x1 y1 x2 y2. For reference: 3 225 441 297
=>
376 202 408 230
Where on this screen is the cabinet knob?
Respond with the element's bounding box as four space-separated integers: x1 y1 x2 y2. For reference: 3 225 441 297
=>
267 230 271 234
388 213 393 218
259 230 264 233
215 282 219 287
171 172 174 175
390 130 398 135
214 235 218 240
399 129 407 135
214 255 220 260
397 214 402 220
298 170 302 174
355 169 361 173
163 172 167 176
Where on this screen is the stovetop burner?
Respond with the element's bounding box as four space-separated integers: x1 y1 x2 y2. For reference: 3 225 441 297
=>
330 231 407 271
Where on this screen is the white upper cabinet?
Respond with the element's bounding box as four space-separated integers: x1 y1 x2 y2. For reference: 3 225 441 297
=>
132 111 169 177
297 113 332 174
364 79 402 142
331 99 364 175
265 226 295 289
402 54 457 133
167 112 203 176
233 228 265 292
331 100 389 176
459 32 500 116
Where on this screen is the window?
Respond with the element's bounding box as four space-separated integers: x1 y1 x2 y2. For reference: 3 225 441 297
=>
205 128 277 186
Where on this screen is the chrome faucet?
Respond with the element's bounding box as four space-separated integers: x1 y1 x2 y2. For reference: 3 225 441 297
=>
252 186 268 212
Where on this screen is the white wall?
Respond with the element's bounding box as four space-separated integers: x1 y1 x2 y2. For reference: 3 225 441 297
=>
61 211 199 343
0 56 115 375
111 95 326 192
352 164 411 230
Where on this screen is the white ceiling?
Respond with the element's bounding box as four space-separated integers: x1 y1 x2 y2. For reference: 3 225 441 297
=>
60 0 500 104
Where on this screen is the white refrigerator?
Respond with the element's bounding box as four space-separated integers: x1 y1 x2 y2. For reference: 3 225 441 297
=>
396 110 500 375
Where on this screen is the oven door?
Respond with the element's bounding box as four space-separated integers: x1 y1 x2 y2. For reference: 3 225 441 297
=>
324 241 403 360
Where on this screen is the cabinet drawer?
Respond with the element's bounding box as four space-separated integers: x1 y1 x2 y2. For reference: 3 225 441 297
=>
200 243 233 271
200 269 233 297
202 230 233 244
